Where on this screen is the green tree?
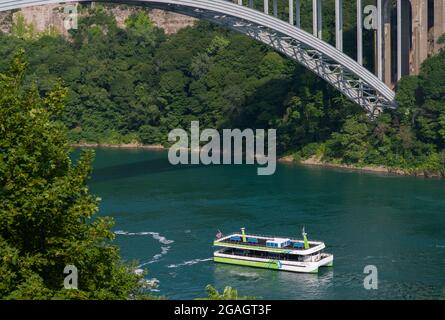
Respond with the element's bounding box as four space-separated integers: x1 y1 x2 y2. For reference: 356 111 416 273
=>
138 124 163 144
0 51 148 299
395 76 422 125
327 116 370 164
206 35 230 56
258 52 287 78
126 12 157 48
11 13 35 39
196 285 255 300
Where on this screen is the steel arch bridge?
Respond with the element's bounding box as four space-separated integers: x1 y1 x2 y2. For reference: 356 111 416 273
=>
0 0 397 117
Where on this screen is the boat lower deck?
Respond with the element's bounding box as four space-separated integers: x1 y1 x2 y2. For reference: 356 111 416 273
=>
218 248 311 262
214 248 333 274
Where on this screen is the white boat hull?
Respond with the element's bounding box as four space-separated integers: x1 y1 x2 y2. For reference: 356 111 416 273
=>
214 250 333 274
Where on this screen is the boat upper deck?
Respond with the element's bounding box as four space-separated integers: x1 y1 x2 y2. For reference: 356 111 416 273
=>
213 232 325 255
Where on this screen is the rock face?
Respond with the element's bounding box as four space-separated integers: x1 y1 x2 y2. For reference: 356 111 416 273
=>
105 5 197 33
0 11 12 34
3 3 196 37
148 8 195 34
13 4 72 37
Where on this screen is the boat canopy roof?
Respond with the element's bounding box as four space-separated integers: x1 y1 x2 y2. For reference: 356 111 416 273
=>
214 232 325 255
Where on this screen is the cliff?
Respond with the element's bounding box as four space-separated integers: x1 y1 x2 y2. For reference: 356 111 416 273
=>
0 11 12 34
0 3 196 37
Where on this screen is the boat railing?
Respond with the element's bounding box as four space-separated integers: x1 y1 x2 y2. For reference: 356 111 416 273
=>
216 231 324 244
217 249 306 262
220 238 305 250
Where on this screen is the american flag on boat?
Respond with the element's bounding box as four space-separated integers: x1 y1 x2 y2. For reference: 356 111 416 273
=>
216 230 223 239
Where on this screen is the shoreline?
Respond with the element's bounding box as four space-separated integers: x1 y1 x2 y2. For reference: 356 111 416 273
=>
71 143 443 178
279 155 443 178
70 142 166 150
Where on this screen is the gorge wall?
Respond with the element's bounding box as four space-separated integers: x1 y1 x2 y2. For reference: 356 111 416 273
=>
0 3 196 37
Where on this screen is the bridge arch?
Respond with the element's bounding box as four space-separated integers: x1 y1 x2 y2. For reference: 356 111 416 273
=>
0 0 397 117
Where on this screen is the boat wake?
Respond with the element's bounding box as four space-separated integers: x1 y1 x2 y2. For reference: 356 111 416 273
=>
229 270 261 279
114 230 174 245
138 246 171 267
145 278 161 292
167 258 213 268
114 230 174 266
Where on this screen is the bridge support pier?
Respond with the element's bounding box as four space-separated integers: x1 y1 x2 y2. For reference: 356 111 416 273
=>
335 0 343 51
383 0 392 86
434 0 445 53
396 0 410 81
397 0 402 81
377 0 383 80
411 0 428 75
264 0 268 14
313 0 322 39
295 0 301 28
289 0 293 25
357 0 363 65
273 0 277 17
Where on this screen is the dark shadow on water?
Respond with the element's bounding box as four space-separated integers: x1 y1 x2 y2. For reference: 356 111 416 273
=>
91 157 207 183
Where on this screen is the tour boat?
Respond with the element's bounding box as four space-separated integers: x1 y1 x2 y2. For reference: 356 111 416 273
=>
213 228 333 273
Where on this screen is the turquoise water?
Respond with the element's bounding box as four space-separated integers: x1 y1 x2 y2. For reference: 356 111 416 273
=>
84 148 445 300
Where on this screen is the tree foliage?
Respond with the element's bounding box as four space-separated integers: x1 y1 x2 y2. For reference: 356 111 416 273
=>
0 50 149 299
0 5 356 153
196 285 255 300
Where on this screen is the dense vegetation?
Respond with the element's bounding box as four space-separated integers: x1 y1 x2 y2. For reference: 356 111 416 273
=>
0 51 158 299
0 3 445 176
0 51 253 299
0 4 365 149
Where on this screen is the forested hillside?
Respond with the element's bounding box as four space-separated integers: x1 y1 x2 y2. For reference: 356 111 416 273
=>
1 3 445 176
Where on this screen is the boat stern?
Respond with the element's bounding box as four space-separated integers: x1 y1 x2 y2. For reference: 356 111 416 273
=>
319 253 334 267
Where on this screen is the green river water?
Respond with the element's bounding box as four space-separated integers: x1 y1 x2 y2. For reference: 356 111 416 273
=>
81 148 445 299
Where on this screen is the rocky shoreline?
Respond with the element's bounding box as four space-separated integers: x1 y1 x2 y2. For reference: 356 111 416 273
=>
71 142 166 150
279 155 443 178
71 143 442 178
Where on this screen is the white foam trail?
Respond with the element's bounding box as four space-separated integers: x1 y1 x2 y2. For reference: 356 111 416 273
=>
146 278 160 286
115 230 174 266
114 230 174 245
138 246 171 267
134 268 144 275
141 278 160 292
230 271 260 279
167 258 213 268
